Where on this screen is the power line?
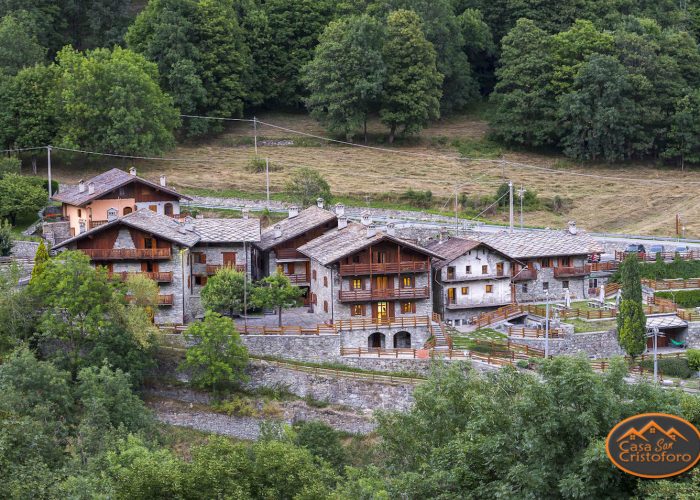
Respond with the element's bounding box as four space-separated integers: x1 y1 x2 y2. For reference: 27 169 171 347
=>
180 114 253 122
0 146 48 153
51 146 222 163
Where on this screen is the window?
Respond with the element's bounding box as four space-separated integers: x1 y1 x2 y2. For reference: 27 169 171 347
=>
193 252 206 264
461 287 469 295
123 207 132 215
485 284 493 293
352 254 360 263
543 282 549 291
323 276 328 287
402 276 414 288
522 283 528 293
195 275 207 286
562 280 569 289
561 256 571 267
144 238 154 249
465 265 471 274
312 293 317 305
78 209 82 217
323 301 328 313
482 265 488 274
374 251 387 264
401 301 415 314
312 270 317 281
352 279 363 290
447 266 455 279
352 304 364 316
164 203 174 217
447 288 456 303
541 258 553 268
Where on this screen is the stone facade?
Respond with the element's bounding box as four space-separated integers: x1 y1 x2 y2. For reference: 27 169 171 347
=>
508 329 624 358
685 323 700 348
41 221 71 246
339 325 431 350
515 257 589 303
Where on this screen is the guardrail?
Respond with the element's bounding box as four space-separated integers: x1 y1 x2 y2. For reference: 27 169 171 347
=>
108 271 173 282
553 266 589 278
469 304 523 328
616 250 700 262
81 248 171 259
336 315 430 331
206 264 246 274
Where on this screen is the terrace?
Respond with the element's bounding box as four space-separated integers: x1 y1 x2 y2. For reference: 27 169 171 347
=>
80 248 172 260
339 260 430 276
338 286 430 302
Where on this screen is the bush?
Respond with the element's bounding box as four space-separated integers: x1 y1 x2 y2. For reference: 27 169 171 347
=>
452 138 503 158
246 156 281 173
293 421 347 472
516 359 529 369
0 220 13 256
401 188 433 208
213 396 258 417
611 258 700 283
640 357 693 379
657 290 700 308
688 349 700 371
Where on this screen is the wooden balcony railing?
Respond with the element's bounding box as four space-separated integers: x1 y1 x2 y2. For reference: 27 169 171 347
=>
275 248 307 260
89 219 109 229
615 250 700 262
206 264 245 274
512 268 537 281
157 294 174 305
338 286 429 302
446 296 512 309
108 271 173 282
335 315 430 331
284 272 309 284
586 262 619 272
553 266 589 278
81 248 172 260
339 260 430 276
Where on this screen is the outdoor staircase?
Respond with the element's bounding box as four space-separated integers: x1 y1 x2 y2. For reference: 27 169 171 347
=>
431 321 450 350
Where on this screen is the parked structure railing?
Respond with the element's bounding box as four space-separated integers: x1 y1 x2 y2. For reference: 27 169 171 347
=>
338 286 429 302
339 260 430 276
108 271 173 282
507 326 563 338
641 278 700 290
81 248 171 259
615 250 700 262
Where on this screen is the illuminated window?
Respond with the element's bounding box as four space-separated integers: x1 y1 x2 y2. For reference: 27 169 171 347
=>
352 304 364 316
352 279 363 290
482 265 488 274
402 276 413 288
461 287 469 295
485 285 493 293
401 301 415 313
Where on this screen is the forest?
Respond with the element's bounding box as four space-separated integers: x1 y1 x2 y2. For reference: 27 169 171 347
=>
2 1 700 163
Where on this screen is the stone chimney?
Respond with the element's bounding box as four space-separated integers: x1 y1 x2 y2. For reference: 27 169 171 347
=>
361 211 372 226
129 167 137 176
160 175 166 187
242 207 250 220
335 203 345 217
274 223 282 238
366 224 377 238
288 206 299 218
88 182 95 195
78 179 85 193
567 220 577 235
337 216 348 229
316 197 324 209
439 226 449 241
387 222 396 236
106 207 118 222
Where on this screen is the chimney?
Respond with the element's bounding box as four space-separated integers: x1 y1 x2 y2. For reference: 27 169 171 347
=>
366 224 377 238
242 207 250 220
106 208 118 222
361 211 372 226
335 203 345 217
439 226 449 241
88 182 95 195
316 197 324 209
387 222 396 236
337 216 348 229
567 220 577 235
288 206 299 218
78 179 85 193
160 175 166 187
129 167 137 176
274 223 282 238
196 213 204 219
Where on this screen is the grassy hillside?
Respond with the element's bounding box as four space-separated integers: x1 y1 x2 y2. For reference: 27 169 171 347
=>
46 110 700 238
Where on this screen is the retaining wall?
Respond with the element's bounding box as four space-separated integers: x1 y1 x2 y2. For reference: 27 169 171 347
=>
510 329 624 358
240 334 341 363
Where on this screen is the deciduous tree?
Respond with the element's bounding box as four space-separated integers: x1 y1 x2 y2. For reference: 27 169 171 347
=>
284 167 332 208
201 267 250 317
252 271 303 327
0 14 44 75
0 173 47 225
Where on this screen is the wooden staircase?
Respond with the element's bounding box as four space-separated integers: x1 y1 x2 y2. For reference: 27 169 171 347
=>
469 304 526 329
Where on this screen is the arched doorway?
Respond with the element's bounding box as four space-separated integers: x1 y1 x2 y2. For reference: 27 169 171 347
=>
123 206 133 215
164 202 174 216
368 332 385 349
393 331 411 348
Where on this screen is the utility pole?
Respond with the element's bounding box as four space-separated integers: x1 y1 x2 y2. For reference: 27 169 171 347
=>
47 145 53 198
508 180 514 233
454 191 458 224
244 241 248 330
265 157 270 208
253 116 258 156
545 290 550 358
518 185 526 229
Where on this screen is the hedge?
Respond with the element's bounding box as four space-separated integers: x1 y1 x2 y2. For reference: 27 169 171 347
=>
609 258 700 282
639 357 693 379
656 290 700 308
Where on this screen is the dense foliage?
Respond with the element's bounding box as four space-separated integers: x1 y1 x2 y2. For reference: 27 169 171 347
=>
657 289 700 308
617 254 647 357
611 257 700 281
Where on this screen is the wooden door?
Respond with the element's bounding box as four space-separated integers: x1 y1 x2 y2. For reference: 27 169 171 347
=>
496 262 504 276
447 287 456 304
223 252 236 268
374 275 389 289
373 301 389 321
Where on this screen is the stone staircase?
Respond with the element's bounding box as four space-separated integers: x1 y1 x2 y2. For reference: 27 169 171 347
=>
431 320 450 350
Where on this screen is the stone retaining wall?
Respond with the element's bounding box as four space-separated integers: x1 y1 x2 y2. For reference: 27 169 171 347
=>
511 329 624 358
240 334 341 363
686 323 700 348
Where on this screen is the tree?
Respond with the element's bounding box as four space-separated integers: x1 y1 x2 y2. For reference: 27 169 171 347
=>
0 14 44 75
0 219 12 256
490 19 558 147
558 55 641 162
617 253 647 357
0 157 19 177
201 267 250 317
181 311 249 393
303 15 385 142
379 10 442 143
284 167 332 207
29 239 49 282
293 421 347 472
0 174 47 225
252 271 303 327
663 91 700 170
55 46 179 155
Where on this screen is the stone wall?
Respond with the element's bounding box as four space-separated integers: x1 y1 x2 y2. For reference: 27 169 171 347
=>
240 334 342 363
340 325 431 350
510 329 624 358
246 360 416 411
41 221 71 246
11 240 39 258
515 267 588 303
686 323 700 348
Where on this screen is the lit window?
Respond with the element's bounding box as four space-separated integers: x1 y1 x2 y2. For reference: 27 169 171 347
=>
461 287 469 295
485 285 493 293
352 279 362 290
401 301 414 313
352 304 364 316
402 276 413 288
482 265 488 274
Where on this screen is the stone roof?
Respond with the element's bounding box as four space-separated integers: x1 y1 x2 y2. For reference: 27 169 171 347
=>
52 168 190 206
298 222 445 266
192 218 260 243
473 229 603 259
426 237 518 270
256 205 337 251
53 209 259 249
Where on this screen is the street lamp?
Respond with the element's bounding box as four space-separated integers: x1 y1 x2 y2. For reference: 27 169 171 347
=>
645 326 664 383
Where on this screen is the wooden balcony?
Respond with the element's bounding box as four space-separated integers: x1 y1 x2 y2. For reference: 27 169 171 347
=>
89 219 109 229
205 264 245 275
108 271 173 282
338 286 429 302
512 268 537 281
446 297 512 309
126 294 174 306
81 248 172 260
275 248 308 260
339 260 430 276
284 272 309 284
553 266 589 278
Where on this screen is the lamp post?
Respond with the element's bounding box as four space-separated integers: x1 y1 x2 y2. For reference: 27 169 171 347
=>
545 289 550 358
646 326 663 383
510 265 529 304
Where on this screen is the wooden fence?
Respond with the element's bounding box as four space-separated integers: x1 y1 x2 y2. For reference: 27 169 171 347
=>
642 278 700 290
335 315 430 331
470 304 523 328
616 250 700 262
507 326 563 338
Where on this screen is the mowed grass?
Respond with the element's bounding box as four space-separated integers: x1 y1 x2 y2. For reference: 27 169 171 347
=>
42 110 700 238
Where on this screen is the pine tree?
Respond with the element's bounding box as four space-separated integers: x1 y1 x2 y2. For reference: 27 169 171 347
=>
380 10 442 144
30 239 49 284
617 253 646 357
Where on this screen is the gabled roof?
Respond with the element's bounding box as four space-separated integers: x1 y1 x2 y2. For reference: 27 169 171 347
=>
298 223 444 266
192 218 260 243
473 229 603 260
53 209 260 249
52 168 191 206
426 237 519 270
256 205 337 251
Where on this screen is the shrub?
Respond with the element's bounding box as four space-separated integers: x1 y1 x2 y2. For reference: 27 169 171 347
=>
401 188 433 208
213 396 258 417
293 421 347 472
516 360 529 369
0 220 13 256
657 290 700 308
452 138 503 158
640 357 693 379
261 400 284 418
688 349 700 371
246 156 281 173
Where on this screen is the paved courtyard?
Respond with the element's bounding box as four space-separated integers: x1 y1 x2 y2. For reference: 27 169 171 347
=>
235 306 324 329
